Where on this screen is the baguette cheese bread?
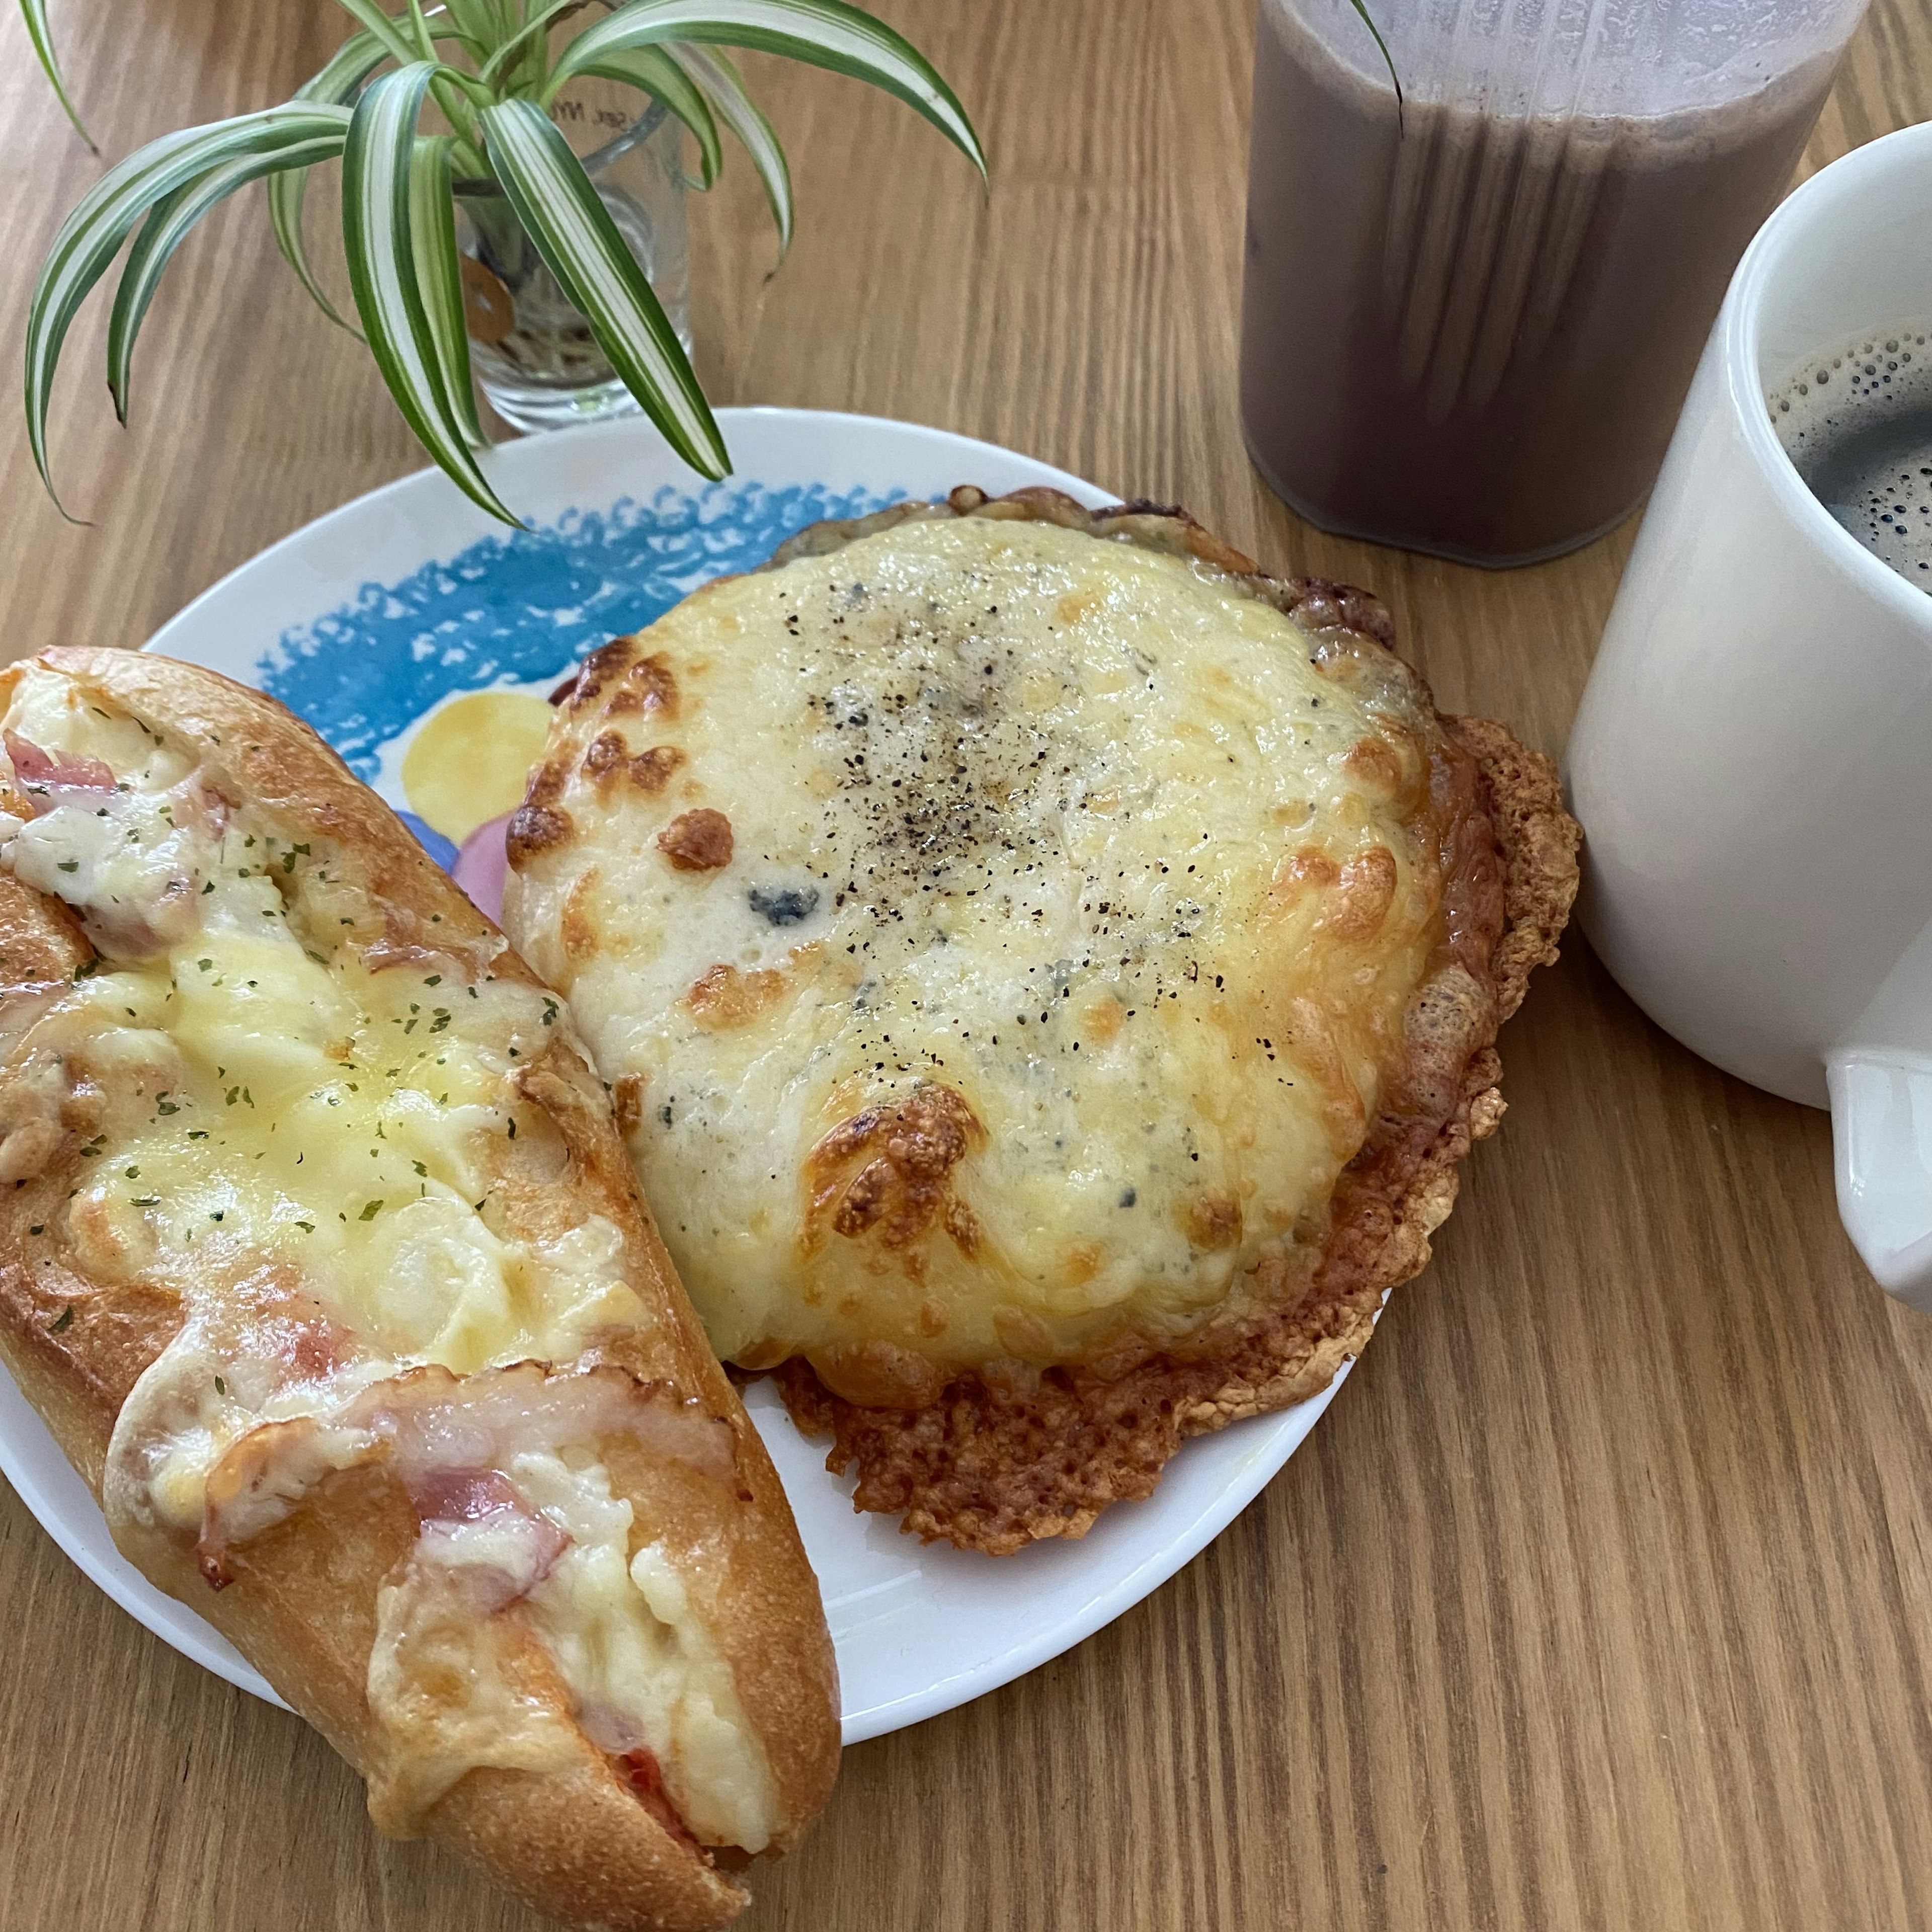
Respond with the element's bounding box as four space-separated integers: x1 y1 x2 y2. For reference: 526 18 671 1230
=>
0 647 839 1931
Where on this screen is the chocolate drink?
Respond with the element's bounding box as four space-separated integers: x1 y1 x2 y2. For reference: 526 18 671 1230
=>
1240 0 1842 566
1770 325 1932 587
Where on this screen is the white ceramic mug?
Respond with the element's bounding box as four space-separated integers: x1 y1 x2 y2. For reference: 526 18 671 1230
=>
1566 119 1932 1312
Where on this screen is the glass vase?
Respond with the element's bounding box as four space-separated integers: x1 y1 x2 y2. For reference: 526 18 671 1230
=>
455 86 691 434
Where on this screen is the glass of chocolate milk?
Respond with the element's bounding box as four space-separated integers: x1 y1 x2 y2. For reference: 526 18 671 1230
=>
1240 0 1871 566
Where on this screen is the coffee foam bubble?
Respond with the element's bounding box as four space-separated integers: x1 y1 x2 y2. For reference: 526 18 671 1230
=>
1768 326 1932 585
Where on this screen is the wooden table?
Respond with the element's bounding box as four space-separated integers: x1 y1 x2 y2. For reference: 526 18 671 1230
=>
3 4 1929 1927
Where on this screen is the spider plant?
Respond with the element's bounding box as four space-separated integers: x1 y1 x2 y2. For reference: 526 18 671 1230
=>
23 0 985 525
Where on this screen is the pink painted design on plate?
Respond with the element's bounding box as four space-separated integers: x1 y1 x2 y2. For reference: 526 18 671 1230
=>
453 812 512 923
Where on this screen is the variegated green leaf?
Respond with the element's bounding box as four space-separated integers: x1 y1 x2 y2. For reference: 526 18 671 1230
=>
477 0 586 87
330 0 423 69
26 104 354 515
287 5 467 93
439 0 501 43
293 27 395 109
570 43 721 188
549 0 984 179
110 136 346 422
268 29 391 332
20 0 92 148
448 4 501 59
266 9 485 331
1349 1 1402 113
479 97 728 478
408 134 486 447
671 43 789 250
343 64 515 522
402 0 438 57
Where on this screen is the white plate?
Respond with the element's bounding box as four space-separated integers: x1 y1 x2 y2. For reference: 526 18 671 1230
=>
0 408 1357 1745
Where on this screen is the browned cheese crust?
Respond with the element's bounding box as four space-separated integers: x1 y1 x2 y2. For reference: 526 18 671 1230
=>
746 490 1582 1554
0 649 839 1930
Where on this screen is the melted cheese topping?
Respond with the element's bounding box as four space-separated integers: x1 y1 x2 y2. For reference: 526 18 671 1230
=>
506 515 1451 1402
513 1451 778 1843
0 667 775 1850
67 934 627 1384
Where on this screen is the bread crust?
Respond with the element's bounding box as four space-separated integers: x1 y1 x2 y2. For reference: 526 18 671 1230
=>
0 648 838 1930
748 492 1581 1552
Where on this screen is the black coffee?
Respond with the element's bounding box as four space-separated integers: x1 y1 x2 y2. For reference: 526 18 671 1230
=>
1769 328 1932 587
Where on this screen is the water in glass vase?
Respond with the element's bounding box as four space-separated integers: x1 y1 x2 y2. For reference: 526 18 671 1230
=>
457 81 691 433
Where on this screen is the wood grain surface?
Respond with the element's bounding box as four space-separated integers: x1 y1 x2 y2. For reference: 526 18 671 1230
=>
2 4 1929 1929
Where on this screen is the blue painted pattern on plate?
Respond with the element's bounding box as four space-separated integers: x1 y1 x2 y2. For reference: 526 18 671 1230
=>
395 812 459 871
261 479 900 777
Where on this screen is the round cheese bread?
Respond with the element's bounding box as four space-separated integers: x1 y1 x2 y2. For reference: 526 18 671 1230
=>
504 490 1579 1553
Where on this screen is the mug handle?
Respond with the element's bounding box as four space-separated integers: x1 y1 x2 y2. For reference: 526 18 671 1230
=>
1827 1050 1932 1311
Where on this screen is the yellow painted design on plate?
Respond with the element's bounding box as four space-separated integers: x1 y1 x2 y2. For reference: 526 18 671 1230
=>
401 691 555 844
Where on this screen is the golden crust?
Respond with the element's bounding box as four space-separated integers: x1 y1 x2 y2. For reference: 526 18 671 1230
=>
0 648 839 1929
744 493 1580 1554
761 483 1409 650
